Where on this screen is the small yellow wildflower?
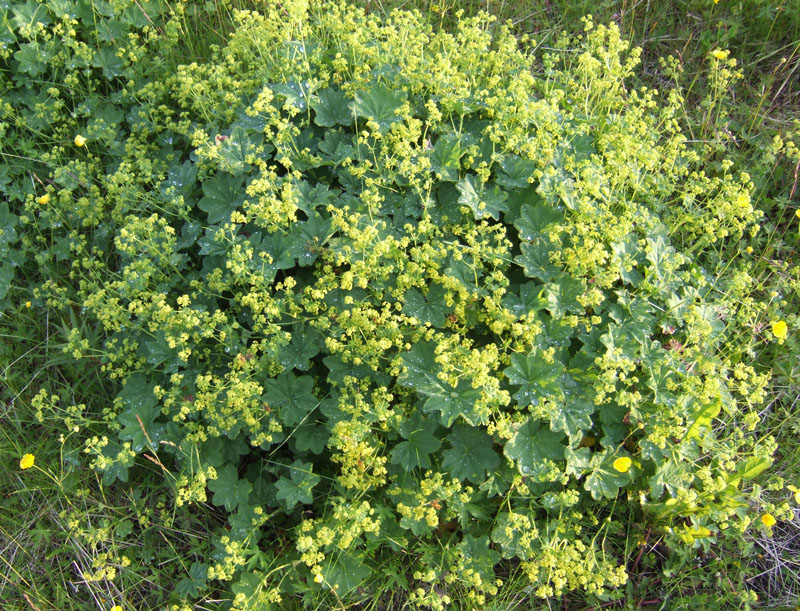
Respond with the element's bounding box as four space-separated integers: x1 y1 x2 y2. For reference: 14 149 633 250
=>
313 573 324 584
74 134 87 147
25 301 31 308
795 209 800 218
613 456 632 473
771 320 788 340
36 193 50 205
745 246 753 254
788 485 800 504
110 606 123 611
19 454 35 469
711 49 728 60
761 513 776 527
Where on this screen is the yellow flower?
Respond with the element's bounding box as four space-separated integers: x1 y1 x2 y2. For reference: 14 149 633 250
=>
74 134 87 147
25 301 31 308
110 606 123 611
771 320 788 340
796 209 800 219
745 246 753 254
19 454 35 469
313 573 324 584
761 513 776 527
36 193 50 205
711 49 728 60
613 456 632 473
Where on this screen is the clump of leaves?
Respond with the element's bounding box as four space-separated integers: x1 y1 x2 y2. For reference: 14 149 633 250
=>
3 0 790 608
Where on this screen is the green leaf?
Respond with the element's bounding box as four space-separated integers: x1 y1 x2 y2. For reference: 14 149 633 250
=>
320 552 371 594
293 423 328 455
734 456 772 481
391 412 441 471
542 320 580 347
0 202 19 255
323 354 390 387
401 285 451 328
514 238 557 282
503 282 546 318
456 174 508 220
504 349 564 407
351 84 407 132
514 203 564 242
429 133 464 182
142 332 173 367
457 535 499 584
554 175 580 210
208 463 252 512
543 275 585 317
442 424 499 483
549 375 594 440
218 125 257 176
91 46 124 79
399 341 443 397
114 519 134 539
117 373 164 453
583 452 633 501
13 0 51 30
692 304 726 347
229 571 266 605
457 496 492 524
611 239 644 286
263 372 318 426
200 435 250 469
228 504 266 540
278 325 322 371
608 293 656 344
445 255 482 293
162 161 198 198
564 445 592 478
686 398 722 440
197 226 227 256
14 42 49 77
643 351 677 408
294 212 333 267
118 0 162 26
254 231 301 271
95 17 128 44
313 87 352 127
175 562 209 598
99 440 134 484
296 180 339 214
275 460 320 510
645 235 678 291
503 417 565 476
198 174 244 224
497 155 536 189
492 512 534 559
597 401 628 447
422 383 483 427
0 263 14 301
272 81 314 111
400 342 485 426
432 182 466 223
649 455 692 499
318 129 356 165
568 130 596 161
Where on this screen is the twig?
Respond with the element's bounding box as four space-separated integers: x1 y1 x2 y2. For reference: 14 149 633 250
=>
789 156 799 201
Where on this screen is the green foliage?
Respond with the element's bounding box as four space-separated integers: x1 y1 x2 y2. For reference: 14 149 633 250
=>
1 0 798 609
